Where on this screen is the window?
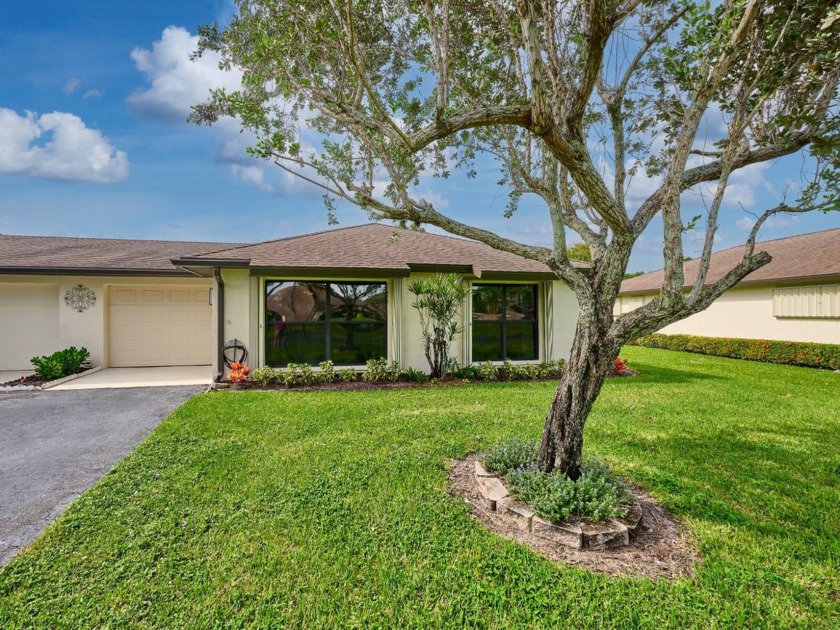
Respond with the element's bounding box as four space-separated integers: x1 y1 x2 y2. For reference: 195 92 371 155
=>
265 281 387 366
472 284 538 361
774 285 840 318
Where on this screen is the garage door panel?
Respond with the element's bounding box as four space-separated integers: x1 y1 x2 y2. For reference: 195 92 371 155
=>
0 285 60 370
109 285 212 367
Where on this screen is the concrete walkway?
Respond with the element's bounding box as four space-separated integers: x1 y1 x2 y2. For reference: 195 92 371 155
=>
51 366 212 390
0 386 202 566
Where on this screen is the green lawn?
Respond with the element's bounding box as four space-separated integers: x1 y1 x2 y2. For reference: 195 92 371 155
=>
1 347 839 628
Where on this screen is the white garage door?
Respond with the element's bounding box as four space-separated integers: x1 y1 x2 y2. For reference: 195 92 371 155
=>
0 284 60 371
109 286 212 367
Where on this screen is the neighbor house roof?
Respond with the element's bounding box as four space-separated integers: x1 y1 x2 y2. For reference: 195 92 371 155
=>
620 227 840 295
174 223 584 279
0 234 242 276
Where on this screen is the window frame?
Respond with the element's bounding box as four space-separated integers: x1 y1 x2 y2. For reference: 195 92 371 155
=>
263 279 389 367
470 283 539 363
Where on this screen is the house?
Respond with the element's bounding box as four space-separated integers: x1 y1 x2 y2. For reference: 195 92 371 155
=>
616 228 840 345
0 224 583 374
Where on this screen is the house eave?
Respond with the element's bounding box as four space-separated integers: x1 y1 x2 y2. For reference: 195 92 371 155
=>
0 267 200 278
619 272 840 296
249 266 411 279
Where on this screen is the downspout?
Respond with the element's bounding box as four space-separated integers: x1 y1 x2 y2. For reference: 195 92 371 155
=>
214 267 225 383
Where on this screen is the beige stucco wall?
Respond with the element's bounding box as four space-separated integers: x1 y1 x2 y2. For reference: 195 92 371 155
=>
0 274 213 369
616 285 840 344
226 273 581 371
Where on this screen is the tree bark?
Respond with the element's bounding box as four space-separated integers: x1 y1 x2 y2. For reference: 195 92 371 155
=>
538 314 618 480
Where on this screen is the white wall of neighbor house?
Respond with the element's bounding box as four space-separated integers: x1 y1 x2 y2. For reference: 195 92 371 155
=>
615 284 840 345
0 274 214 371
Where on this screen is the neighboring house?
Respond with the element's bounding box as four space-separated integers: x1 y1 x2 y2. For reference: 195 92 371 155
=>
0 224 584 374
616 228 840 345
0 235 239 372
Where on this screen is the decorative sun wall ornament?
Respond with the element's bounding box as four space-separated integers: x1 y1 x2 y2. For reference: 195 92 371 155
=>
64 284 96 312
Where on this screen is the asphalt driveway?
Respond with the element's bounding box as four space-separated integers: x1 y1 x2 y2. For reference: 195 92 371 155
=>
0 386 203 566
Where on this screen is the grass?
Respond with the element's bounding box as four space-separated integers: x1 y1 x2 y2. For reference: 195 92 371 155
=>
1 347 839 628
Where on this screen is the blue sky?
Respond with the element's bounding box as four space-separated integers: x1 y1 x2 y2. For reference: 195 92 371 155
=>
1 1 837 272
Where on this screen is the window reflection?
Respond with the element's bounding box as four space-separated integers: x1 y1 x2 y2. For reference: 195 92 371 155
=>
265 281 387 367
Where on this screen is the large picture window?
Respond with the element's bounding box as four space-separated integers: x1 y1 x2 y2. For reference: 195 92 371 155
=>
265 281 387 366
472 284 538 362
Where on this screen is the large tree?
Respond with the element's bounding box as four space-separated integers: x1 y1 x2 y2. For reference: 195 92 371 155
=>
192 0 839 479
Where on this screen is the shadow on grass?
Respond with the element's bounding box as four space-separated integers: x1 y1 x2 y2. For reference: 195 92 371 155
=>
607 363 725 385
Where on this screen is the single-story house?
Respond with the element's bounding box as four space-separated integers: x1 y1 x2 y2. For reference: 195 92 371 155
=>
616 227 840 345
0 224 584 374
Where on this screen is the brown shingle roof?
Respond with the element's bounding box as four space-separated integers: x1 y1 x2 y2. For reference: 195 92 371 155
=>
0 234 241 274
620 228 840 294
180 223 582 277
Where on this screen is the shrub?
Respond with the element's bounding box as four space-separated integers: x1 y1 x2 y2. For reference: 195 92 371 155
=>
632 333 840 370
481 439 631 523
401 367 428 382
481 439 540 476
509 460 631 523
481 439 630 523
31 346 90 380
281 363 317 386
250 367 279 386
408 273 470 377
537 359 566 379
337 367 358 382
498 359 517 381
475 361 498 381
363 358 400 382
451 363 478 379
317 360 336 384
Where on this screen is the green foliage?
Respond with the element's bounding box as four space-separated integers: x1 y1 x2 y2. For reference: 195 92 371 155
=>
482 439 631 523
451 363 478 379
498 358 517 381
408 274 470 378
30 347 89 380
281 363 318 386
250 366 279 386
400 367 428 382
481 438 540 477
317 360 336 384
362 358 400 382
509 459 631 523
633 333 840 370
470 359 565 382
567 242 592 262
337 367 358 382
475 361 498 381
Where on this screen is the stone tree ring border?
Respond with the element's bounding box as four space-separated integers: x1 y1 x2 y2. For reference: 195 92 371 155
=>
64 284 97 313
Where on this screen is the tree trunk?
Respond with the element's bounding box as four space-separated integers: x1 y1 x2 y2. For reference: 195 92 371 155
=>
538 316 618 480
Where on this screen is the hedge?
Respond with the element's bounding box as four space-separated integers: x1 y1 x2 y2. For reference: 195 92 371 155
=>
631 334 840 371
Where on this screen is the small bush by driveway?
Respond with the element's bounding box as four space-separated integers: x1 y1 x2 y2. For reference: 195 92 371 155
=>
0 386 202 565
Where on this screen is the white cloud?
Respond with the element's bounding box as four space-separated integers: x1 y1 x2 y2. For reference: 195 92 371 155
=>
128 25 243 123
0 108 129 183
82 89 103 100
230 164 273 192
63 78 81 95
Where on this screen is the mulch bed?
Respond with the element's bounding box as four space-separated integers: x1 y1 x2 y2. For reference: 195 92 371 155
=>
219 370 640 393
449 455 699 579
0 374 50 388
